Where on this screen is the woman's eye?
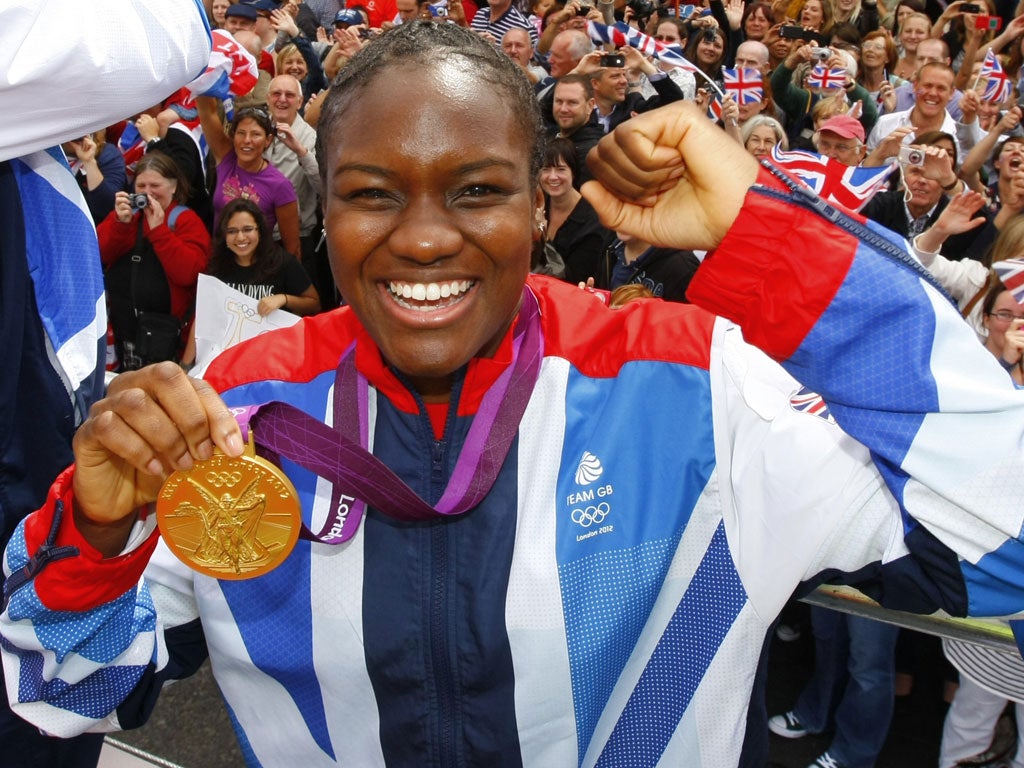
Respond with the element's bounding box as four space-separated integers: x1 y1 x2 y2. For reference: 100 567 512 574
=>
348 188 392 201
459 184 503 199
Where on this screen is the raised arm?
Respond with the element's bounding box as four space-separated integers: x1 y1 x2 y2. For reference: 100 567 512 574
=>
195 95 234 165
584 101 1024 616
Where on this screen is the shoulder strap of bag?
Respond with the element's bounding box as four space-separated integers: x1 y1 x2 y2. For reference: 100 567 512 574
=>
129 216 146 319
961 284 987 319
166 204 185 232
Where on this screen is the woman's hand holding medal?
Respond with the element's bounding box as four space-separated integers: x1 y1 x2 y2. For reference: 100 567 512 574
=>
72 363 244 556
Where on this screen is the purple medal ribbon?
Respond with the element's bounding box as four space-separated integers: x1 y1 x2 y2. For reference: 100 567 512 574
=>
231 287 544 544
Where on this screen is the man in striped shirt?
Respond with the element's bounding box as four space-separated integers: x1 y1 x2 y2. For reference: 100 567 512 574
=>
471 0 538 48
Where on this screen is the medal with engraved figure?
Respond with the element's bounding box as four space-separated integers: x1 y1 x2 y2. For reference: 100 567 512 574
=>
156 432 302 579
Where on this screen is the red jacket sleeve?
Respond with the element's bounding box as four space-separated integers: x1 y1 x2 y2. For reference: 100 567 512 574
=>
21 466 159 611
147 206 210 292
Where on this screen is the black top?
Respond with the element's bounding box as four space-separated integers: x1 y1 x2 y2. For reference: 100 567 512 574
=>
214 253 313 300
610 242 701 303
549 196 615 288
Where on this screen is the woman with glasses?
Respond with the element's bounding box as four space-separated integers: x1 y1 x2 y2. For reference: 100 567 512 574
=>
911 194 1024 340
857 29 906 114
196 98 302 258
981 279 1024 384
207 198 321 317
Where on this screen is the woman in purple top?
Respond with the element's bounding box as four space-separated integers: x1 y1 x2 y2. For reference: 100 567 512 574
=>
197 99 301 257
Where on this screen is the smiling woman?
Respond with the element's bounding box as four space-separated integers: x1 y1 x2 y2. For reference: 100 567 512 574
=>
14 19 1024 768
315 21 545 396
196 97 302 257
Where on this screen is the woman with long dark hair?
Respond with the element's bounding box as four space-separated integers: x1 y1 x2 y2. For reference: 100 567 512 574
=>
539 138 613 287
208 198 321 317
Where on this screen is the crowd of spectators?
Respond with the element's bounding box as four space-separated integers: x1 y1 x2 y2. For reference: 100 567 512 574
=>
56 0 1024 765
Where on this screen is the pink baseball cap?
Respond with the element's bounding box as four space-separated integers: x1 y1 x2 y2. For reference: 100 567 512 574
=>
817 114 865 142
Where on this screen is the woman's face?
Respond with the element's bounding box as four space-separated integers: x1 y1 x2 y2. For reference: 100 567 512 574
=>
322 60 536 396
745 124 779 157
900 17 929 53
835 0 855 13
738 96 767 123
978 94 1004 127
135 169 177 211
212 0 230 24
860 37 888 68
655 21 682 45
765 26 794 60
532 0 554 16
280 52 308 81
930 138 956 159
697 33 725 65
225 210 261 261
540 158 574 199
985 290 1024 354
799 0 824 30
744 7 770 39
895 3 916 28
232 117 272 165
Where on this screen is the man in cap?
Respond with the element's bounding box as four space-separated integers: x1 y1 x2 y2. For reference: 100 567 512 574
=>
240 0 282 51
223 3 259 35
813 114 867 167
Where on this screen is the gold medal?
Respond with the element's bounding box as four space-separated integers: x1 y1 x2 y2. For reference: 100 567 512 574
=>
156 433 302 580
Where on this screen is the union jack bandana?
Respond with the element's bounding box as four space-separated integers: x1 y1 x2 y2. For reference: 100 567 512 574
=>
722 68 763 104
806 64 846 91
768 146 895 212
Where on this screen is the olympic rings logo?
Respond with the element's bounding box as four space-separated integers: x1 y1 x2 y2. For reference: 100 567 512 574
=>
206 471 242 488
571 502 610 528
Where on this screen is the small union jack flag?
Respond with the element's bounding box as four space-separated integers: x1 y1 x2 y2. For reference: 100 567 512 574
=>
789 386 836 424
706 90 723 121
723 68 764 105
769 146 895 212
806 64 846 90
980 50 1013 103
994 258 1024 304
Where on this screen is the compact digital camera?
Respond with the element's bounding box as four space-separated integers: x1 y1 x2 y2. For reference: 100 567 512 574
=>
898 146 925 167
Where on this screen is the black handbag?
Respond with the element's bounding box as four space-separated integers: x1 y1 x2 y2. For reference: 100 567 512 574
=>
105 215 183 369
133 308 182 364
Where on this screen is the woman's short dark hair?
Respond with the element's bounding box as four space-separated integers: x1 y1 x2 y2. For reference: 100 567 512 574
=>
229 106 277 138
315 21 545 183
134 152 190 205
208 198 286 284
915 130 958 169
542 137 580 181
741 2 775 30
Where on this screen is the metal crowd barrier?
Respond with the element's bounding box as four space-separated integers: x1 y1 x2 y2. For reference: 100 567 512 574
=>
805 585 1018 651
